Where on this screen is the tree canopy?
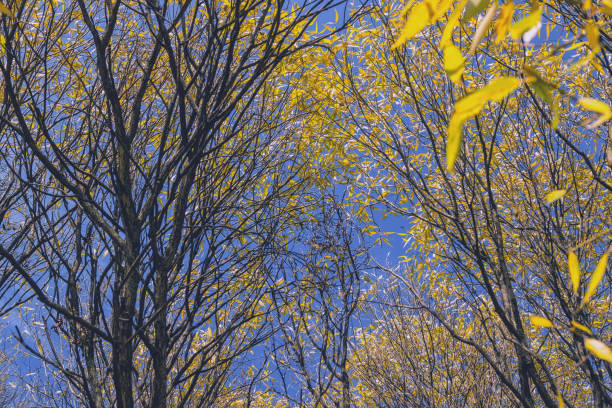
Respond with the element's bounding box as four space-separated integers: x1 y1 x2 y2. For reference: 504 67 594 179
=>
0 0 610 406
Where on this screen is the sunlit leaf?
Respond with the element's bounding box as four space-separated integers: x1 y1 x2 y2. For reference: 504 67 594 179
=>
571 321 592 335
392 0 447 49
584 338 612 362
441 0 468 47
443 44 465 82
35 338 43 355
578 97 612 128
392 4 429 48
584 21 600 53
545 189 566 203
601 0 612 15
530 315 553 328
454 77 521 118
578 98 611 115
582 252 609 305
447 116 466 172
494 1 515 43
446 76 521 171
509 5 543 40
583 0 592 11
558 391 565 408
568 251 580 294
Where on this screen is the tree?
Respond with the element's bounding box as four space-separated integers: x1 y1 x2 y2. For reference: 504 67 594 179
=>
2 0 609 405
270 192 365 408
0 0 358 406
350 288 515 407
300 0 611 406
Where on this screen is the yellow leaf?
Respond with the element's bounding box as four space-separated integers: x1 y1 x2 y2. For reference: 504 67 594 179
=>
446 115 465 171
584 338 612 362
393 0 457 48
583 0 592 11
392 0 438 49
585 21 600 53
454 76 521 117
571 321 592 334
579 97 611 113
582 252 608 305
545 189 566 203
600 0 612 15
434 0 455 20
568 251 580 294
0 2 13 17
440 0 468 47
578 97 611 129
470 3 497 53
495 1 515 43
399 0 417 18
443 44 465 82
530 315 553 328
551 100 560 129
446 76 521 171
509 4 543 40
533 80 554 105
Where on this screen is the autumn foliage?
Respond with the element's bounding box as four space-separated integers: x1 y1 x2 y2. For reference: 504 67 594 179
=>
0 0 610 406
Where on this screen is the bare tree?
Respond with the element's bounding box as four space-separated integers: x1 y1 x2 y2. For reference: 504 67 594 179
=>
0 0 358 406
270 192 365 408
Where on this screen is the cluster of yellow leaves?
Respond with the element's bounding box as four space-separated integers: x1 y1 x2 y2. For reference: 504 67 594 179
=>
530 248 611 363
446 76 520 170
389 0 612 375
530 312 612 363
296 3 612 407
350 308 519 407
392 0 612 172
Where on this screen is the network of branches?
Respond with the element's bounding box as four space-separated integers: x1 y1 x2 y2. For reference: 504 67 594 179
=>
0 0 609 406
